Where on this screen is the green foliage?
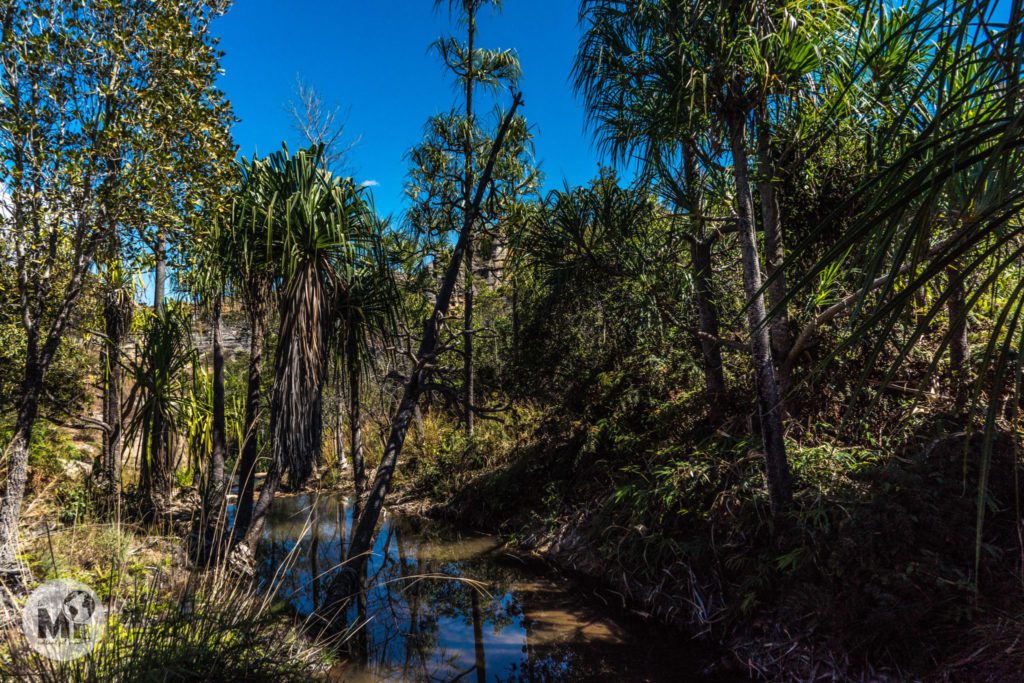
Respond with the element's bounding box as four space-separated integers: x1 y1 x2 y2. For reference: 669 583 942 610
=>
8 423 83 479
125 304 198 499
230 144 392 489
54 481 95 527
402 407 535 503
512 172 703 403
24 524 134 593
0 268 94 421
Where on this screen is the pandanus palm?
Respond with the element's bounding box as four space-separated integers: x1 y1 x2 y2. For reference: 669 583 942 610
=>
574 0 850 511
783 0 1024 578
125 303 197 519
335 213 399 498
236 145 379 549
225 155 278 537
96 259 135 507
515 174 684 376
179 215 233 541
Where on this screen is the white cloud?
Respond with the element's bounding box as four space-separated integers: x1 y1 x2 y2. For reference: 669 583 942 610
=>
359 179 379 188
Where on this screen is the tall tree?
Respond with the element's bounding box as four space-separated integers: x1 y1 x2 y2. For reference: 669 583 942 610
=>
285 78 380 493
0 0 232 573
234 146 384 552
432 0 522 436
227 155 277 537
574 0 849 511
322 92 525 622
96 258 135 508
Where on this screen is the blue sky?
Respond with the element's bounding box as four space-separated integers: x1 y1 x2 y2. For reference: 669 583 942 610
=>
214 0 606 219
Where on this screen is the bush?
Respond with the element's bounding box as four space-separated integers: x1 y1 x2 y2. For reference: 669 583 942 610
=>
4 534 333 682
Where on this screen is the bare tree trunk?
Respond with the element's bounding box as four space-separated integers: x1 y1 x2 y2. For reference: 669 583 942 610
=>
234 313 265 537
207 293 228 521
464 240 475 436
462 8 477 438
691 237 727 415
147 409 174 520
320 94 524 620
756 119 789 354
335 388 346 471
310 500 321 608
728 113 793 513
154 233 166 314
947 261 970 410
99 297 127 508
677 142 727 417
511 280 520 365
756 116 792 400
471 587 486 683
348 331 365 496
239 463 281 550
0 362 42 573
354 558 369 665
99 342 117 490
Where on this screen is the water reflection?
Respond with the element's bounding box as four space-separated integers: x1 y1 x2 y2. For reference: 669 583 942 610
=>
257 492 724 682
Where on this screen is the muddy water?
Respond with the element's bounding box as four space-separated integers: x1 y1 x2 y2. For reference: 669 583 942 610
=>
257 492 733 682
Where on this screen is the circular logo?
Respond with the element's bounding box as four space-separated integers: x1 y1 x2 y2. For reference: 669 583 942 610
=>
22 579 105 661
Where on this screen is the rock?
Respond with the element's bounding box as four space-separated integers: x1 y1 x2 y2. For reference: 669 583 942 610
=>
60 459 93 481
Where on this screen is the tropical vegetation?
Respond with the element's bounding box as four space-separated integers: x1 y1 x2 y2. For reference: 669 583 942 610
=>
1 0 1024 679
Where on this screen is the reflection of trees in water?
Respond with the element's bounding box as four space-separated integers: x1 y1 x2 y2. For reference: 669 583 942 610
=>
256 494 680 682
257 494 348 616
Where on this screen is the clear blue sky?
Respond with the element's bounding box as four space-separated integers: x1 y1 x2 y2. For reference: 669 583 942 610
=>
214 0 607 218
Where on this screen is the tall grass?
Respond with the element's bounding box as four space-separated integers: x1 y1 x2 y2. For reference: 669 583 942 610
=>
0 520 336 682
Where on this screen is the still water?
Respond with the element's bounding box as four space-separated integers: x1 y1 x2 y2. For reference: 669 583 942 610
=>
257 492 731 682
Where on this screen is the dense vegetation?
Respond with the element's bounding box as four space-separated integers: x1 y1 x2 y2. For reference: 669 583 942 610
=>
1 0 1024 680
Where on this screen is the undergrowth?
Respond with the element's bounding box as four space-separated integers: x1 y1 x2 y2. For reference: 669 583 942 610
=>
401 392 1024 680
1 447 335 682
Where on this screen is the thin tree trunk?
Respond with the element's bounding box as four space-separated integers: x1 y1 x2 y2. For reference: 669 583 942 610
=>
462 8 477 438
691 237 726 415
348 331 365 496
471 587 486 683
207 293 228 524
464 240 475 436
728 113 793 513
947 261 970 410
99 299 126 508
756 116 793 406
335 389 346 471
148 409 174 520
240 463 281 550
154 233 166 314
234 313 265 537
320 94 524 619
511 280 520 365
354 559 369 665
310 499 321 608
678 142 727 416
